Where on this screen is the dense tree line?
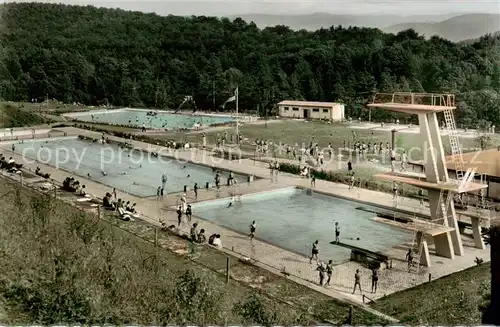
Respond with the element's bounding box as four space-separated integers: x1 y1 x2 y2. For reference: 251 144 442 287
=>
0 3 499 126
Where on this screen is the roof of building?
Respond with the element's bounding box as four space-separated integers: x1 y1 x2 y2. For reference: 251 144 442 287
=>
278 100 341 108
409 147 500 177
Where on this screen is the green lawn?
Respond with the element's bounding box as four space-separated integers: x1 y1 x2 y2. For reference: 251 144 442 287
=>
151 120 500 162
372 263 490 324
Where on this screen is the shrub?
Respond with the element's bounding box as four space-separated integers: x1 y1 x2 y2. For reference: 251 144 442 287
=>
2 104 47 127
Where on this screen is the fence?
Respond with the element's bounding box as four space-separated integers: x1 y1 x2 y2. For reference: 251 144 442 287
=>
2 172 359 324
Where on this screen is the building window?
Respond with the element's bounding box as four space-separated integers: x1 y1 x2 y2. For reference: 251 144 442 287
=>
323 109 329 113
312 109 319 112
284 106 289 110
292 107 299 111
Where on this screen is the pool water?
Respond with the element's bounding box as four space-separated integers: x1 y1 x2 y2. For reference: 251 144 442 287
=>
65 109 235 129
13 137 247 197
193 187 411 263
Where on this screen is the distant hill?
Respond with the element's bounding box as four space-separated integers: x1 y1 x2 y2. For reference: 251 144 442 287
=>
231 13 499 41
231 12 458 30
384 14 500 42
459 31 500 45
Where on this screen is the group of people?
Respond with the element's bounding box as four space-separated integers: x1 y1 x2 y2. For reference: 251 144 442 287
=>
62 176 86 196
0 154 22 173
268 161 280 181
309 233 379 294
176 193 192 226
102 188 138 220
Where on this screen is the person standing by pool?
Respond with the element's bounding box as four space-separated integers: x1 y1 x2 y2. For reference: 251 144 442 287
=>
316 261 326 286
112 187 117 201
393 182 398 201
156 186 161 201
186 204 192 222
215 172 220 193
249 220 256 240
311 174 315 188
176 206 183 227
325 259 333 286
161 173 167 197
349 173 356 190
181 193 187 213
309 240 319 264
202 133 207 149
193 182 198 200
335 222 340 243
371 268 379 293
390 149 396 172
406 249 413 271
400 150 408 171
352 269 362 294
274 161 280 182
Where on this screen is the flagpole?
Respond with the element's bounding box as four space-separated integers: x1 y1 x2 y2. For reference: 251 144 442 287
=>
236 87 239 142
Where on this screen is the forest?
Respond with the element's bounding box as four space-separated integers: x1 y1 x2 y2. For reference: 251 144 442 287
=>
0 2 499 126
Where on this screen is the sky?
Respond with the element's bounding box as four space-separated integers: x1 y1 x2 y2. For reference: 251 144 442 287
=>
5 0 500 16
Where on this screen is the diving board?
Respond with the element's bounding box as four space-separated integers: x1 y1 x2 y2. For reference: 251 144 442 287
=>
367 103 456 114
375 172 488 193
372 217 455 236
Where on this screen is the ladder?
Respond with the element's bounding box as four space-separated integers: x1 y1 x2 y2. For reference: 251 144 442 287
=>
409 231 424 274
438 189 454 220
443 108 465 183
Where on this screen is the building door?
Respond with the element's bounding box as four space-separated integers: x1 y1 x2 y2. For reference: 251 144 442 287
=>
303 109 309 119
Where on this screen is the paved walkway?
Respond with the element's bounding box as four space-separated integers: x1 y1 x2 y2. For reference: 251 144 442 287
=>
1 127 491 310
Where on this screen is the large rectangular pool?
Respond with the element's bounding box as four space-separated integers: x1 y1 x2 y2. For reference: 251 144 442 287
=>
193 187 412 263
12 137 247 197
64 108 235 130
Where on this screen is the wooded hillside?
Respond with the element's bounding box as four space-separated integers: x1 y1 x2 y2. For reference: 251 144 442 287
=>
0 3 499 126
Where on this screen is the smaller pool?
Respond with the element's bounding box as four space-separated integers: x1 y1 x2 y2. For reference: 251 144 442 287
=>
64 108 235 130
193 187 412 263
12 137 248 197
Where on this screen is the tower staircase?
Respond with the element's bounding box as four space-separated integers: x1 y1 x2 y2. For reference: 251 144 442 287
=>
409 230 424 273
443 108 465 183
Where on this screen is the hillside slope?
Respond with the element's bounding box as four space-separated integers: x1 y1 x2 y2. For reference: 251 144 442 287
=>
230 13 498 41
384 13 500 41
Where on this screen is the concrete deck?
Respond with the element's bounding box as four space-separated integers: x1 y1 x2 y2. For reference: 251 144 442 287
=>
0 126 491 307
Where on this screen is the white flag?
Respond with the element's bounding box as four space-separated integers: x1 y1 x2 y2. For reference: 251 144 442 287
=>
222 87 238 108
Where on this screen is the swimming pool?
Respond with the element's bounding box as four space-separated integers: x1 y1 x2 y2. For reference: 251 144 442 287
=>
12 137 248 197
193 187 412 263
64 108 235 130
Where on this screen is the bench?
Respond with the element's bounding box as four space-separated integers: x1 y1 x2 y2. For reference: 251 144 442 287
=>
331 241 390 269
350 249 390 269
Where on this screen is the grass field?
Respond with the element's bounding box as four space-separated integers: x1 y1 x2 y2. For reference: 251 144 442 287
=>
372 263 490 324
0 177 388 325
165 120 500 161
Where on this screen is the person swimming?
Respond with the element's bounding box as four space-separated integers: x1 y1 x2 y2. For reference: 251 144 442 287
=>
227 196 235 208
101 170 107 176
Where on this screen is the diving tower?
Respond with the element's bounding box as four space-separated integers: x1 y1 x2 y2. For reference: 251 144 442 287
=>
368 92 488 269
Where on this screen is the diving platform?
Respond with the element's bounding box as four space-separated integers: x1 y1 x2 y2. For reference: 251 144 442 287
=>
368 92 456 114
367 103 456 114
367 91 489 261
372 217 455 237
375 172 488 194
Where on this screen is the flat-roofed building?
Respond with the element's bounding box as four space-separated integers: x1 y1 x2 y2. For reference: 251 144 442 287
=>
277 100 345 121
409 147 500 200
